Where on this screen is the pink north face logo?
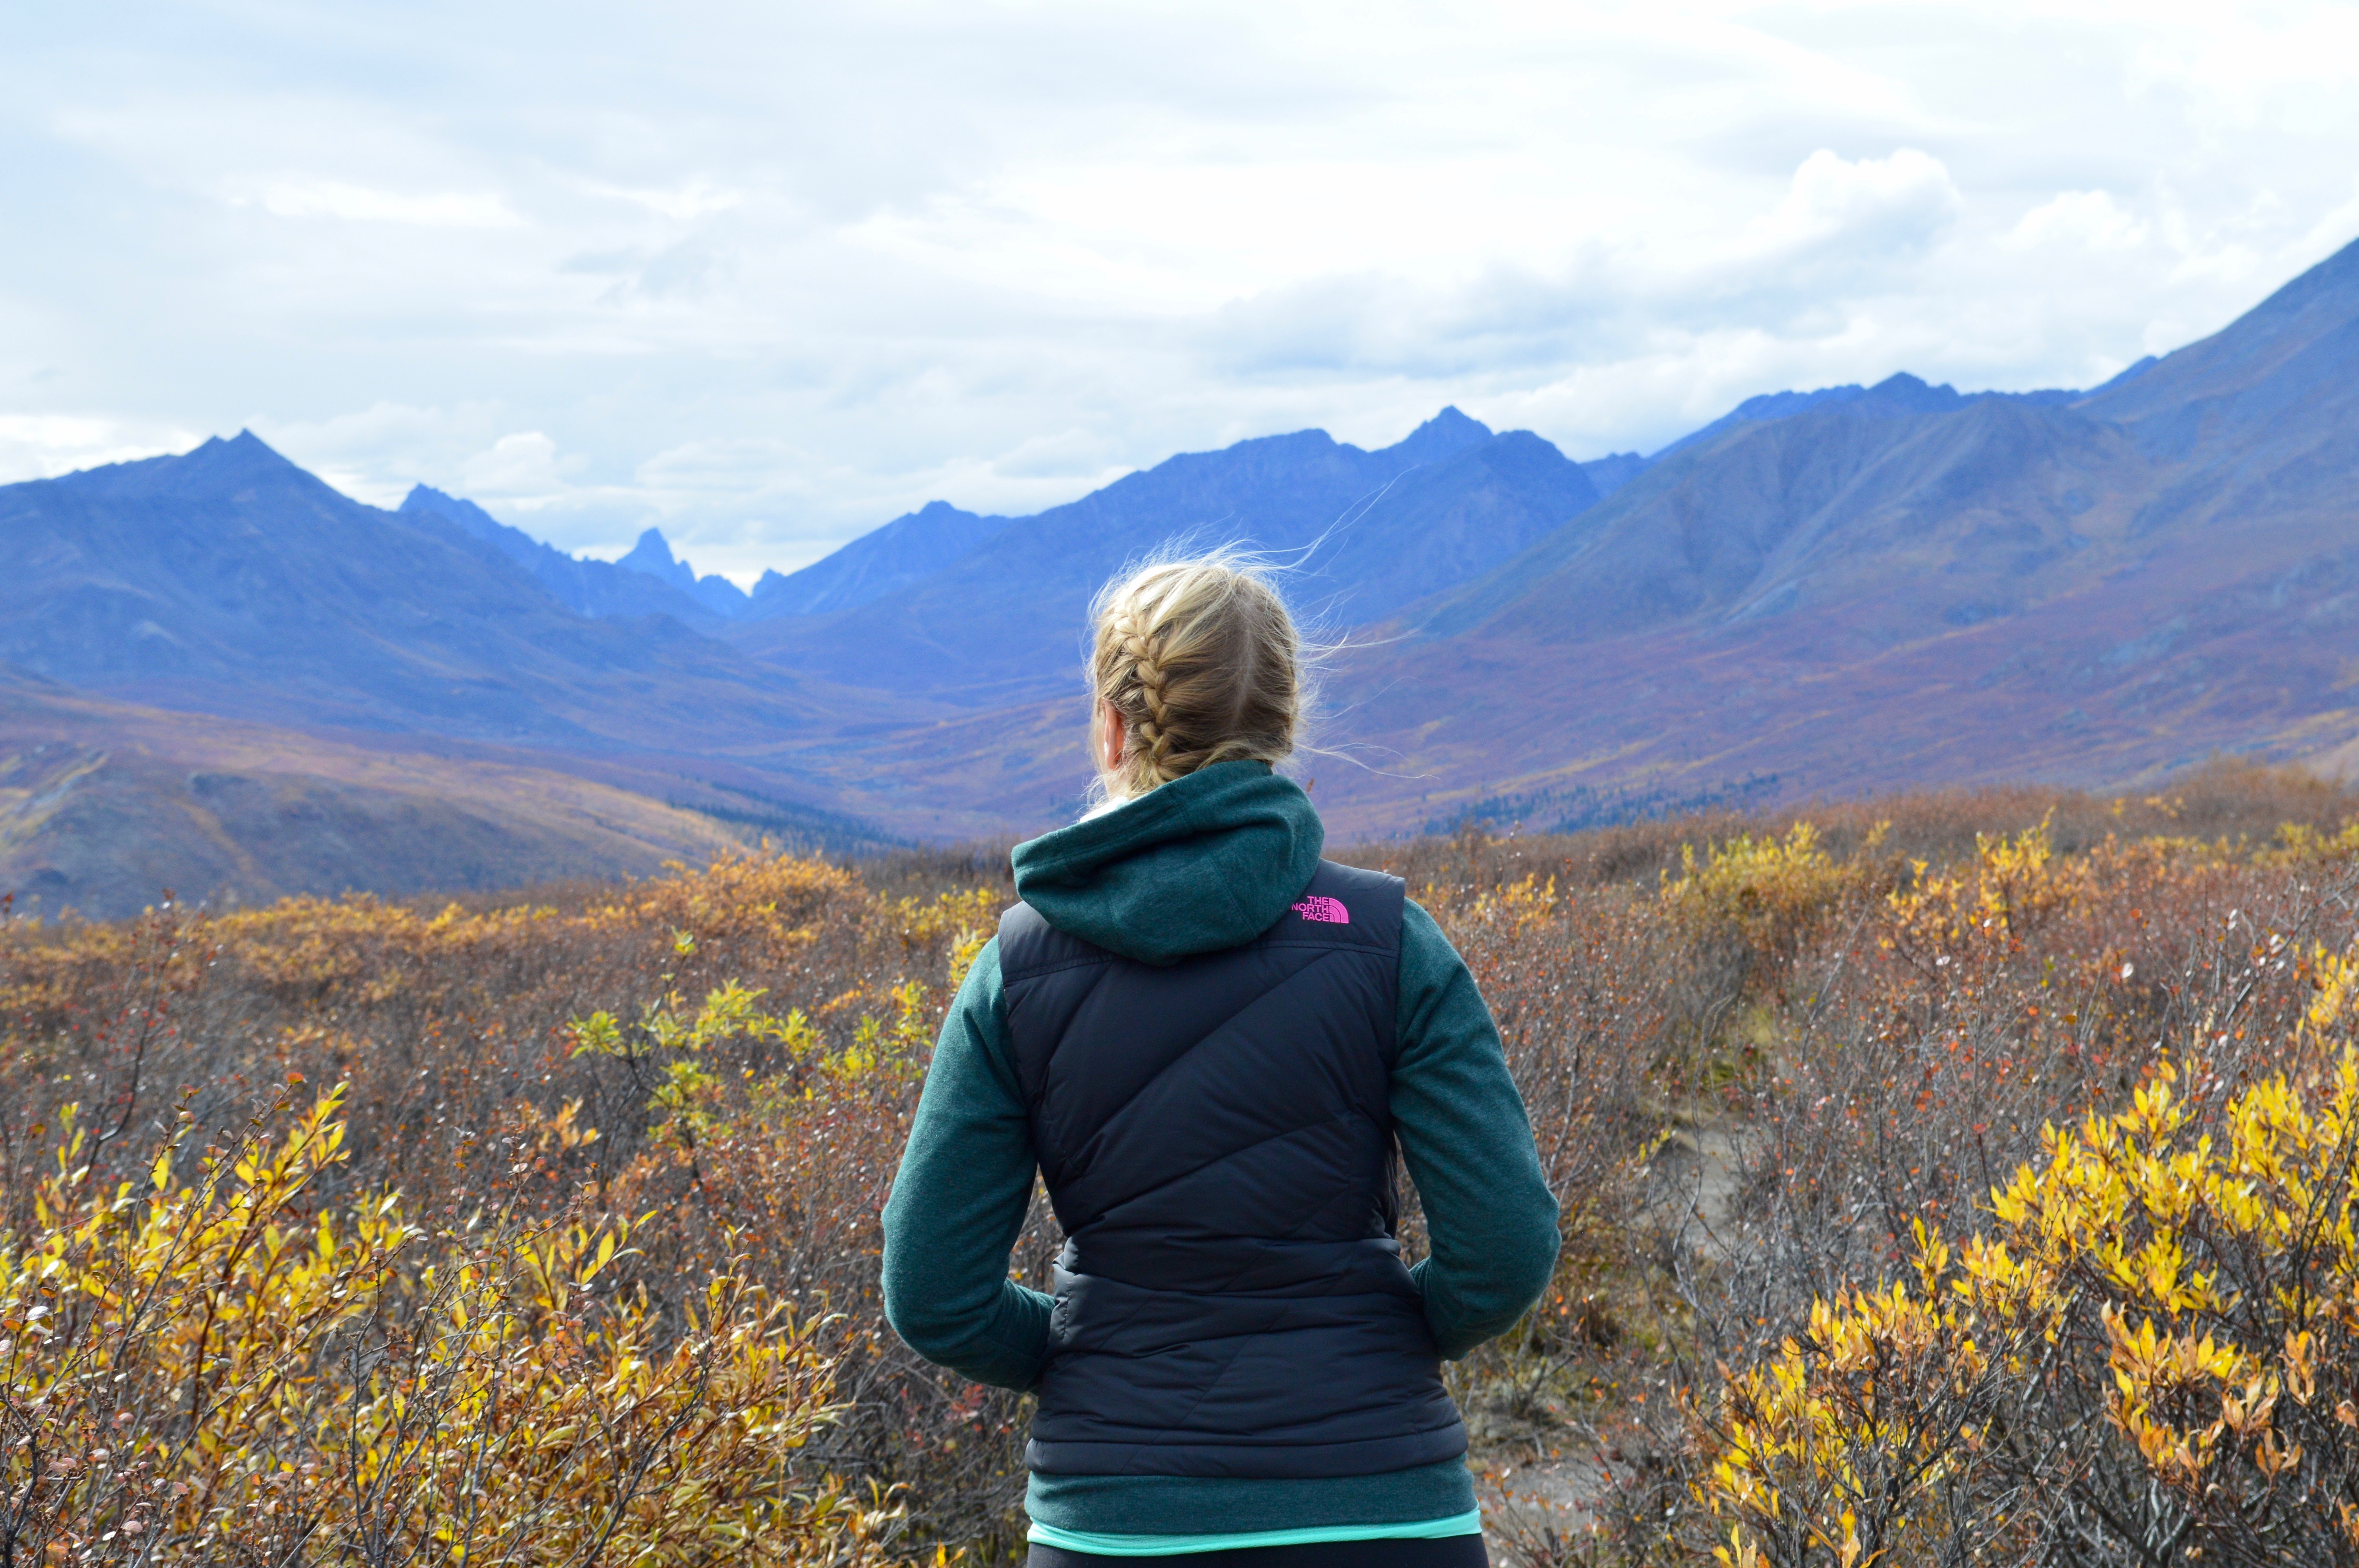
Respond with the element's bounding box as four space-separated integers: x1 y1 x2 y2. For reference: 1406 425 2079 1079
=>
1292 895 1350 925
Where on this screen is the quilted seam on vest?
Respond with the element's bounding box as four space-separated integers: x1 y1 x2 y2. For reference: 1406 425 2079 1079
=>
1000 860 1467 1479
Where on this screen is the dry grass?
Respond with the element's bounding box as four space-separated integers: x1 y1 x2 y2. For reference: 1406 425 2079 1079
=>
4 759 2358 1564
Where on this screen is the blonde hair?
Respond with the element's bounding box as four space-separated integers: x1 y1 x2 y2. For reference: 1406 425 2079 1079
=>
1089 552 1301 801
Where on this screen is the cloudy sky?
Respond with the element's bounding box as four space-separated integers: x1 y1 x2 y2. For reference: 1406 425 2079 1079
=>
4 1 2357 582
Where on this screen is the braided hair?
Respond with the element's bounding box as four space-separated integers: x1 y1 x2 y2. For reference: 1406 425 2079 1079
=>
1089 553 1301 801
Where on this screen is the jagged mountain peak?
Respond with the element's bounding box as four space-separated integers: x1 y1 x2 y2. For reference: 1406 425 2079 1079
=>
1653 368 2090 464
1381 405 1496 467
613 526 751 615
51 428 329 503
734 406 1597 688
184 429 292 472
617 527 692 586
401 482 503 532
1579 451 1650 499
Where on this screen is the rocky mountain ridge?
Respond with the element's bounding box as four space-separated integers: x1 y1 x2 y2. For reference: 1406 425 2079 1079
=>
5 232 2357 907
729 405 1597 702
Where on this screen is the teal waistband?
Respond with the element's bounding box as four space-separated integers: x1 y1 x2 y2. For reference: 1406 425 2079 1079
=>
1028 1508 1483 1557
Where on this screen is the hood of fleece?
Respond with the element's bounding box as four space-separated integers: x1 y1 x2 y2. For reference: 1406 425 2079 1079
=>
1010 760 1325 966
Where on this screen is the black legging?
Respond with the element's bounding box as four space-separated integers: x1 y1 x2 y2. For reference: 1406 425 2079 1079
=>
1027 1536 1488 1567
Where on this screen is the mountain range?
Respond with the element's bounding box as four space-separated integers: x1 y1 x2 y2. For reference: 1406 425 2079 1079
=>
3 233 2356 911
1305 238 2359 829
732 405 1599 703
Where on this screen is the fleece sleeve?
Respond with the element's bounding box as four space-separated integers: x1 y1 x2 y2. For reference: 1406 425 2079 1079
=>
1390 898 1563 1360
880 937 1056 1390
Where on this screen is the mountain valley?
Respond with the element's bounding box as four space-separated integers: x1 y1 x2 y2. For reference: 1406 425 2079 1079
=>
4 235 2357 909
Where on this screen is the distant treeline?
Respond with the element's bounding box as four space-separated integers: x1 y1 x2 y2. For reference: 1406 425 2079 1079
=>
1426 771 1784 837
673 784 913 857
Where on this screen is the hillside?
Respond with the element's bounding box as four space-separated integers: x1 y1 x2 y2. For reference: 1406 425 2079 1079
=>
748 500 1014 618
1405 377 2150 648
0 674 751 917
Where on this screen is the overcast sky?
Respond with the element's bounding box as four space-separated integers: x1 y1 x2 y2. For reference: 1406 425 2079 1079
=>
4 1 2357 583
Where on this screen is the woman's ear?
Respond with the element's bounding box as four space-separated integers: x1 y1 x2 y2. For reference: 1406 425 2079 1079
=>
1100 700 1127 775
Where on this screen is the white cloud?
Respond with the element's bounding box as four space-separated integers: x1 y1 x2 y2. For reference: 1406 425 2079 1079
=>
0 414 200 481
242 178 521 228
248 401 505 507
582 179 747 222
1752 149 1963 261
462 432 571 504
2007 191 2149 253
4 1 2358 580
2123 3 2359 130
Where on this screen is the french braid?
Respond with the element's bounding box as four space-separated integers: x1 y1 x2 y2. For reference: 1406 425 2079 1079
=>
1115 615 1180 782
1089 553 1300 801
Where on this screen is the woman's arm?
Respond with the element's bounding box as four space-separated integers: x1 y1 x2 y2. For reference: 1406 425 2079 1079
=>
880 937 1056 1389
1390 899 1563 1360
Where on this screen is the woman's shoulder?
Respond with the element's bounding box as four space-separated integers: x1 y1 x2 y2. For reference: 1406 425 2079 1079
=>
1291 859 1405 948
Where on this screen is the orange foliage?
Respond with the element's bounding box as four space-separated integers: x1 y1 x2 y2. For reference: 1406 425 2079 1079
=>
8 768 2359 1563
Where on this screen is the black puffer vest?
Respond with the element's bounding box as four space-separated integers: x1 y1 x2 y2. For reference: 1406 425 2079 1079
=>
999 858 1466 1479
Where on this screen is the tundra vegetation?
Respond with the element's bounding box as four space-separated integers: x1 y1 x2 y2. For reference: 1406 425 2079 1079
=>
4 761 2359 1565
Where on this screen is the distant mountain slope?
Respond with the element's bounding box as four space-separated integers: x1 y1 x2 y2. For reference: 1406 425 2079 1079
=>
1408 380 2148 649
1579 452 1649 497
1403 239 2359 663
0 674 746 918
2077 235 2359 514
401 486 724 625
1303 429 1599 625
1289 234 2359 829
748 500 1014 618
731 407 1594 701
1308 468 2359 833
1649 373 2081 461
0 433 828 749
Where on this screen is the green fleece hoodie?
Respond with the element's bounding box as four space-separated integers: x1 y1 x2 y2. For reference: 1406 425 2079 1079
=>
880 760 1561 1540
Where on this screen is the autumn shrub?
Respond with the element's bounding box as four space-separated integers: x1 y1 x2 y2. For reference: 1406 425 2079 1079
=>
0 1082 893 1567
0 859 1021 1556
1365 780 2359 1567
1673 815 2359 1566
1702 1043 2359 1566
8 768 2359 1564
1662 824 1873 979
1407 875 1663 1412
1727 824 2350 1339
574 907 1054 1551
